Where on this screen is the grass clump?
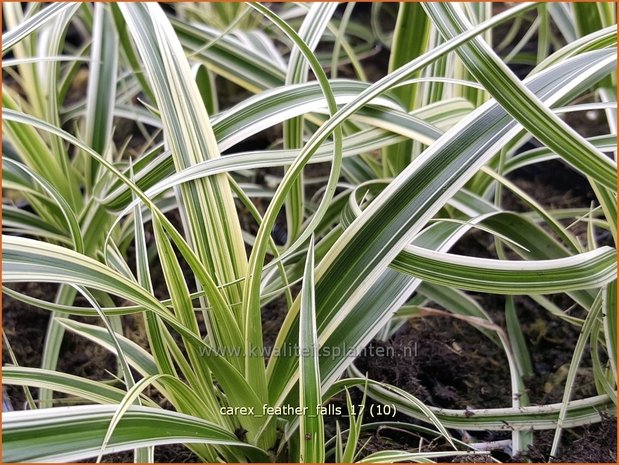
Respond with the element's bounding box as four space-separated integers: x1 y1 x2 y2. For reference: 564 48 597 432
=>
2 2 616 463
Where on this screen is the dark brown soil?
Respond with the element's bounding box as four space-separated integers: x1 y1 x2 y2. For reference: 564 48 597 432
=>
519 416 617 463
81 444 199 463
351 312 615 462
355 318 513 412
1 283 144 409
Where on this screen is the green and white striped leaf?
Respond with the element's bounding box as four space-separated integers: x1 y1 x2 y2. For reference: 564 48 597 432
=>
424 2 617 190
2 367 134 406
83 3 118 190
2 3 80 54
341 368 615 432
392 245 616 294
298 237 324 463
118 2 249 322
2 405 268 463
57 318 158 377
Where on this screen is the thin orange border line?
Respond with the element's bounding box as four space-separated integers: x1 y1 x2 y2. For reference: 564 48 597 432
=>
0 2 617 465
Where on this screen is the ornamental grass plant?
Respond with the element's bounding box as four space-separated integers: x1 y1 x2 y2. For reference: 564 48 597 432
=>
1 2 617 463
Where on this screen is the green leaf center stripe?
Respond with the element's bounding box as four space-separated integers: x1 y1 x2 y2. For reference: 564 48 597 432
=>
392 245 616 294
